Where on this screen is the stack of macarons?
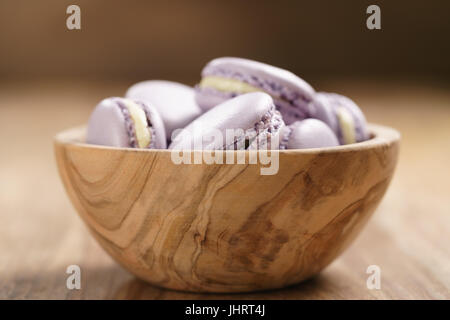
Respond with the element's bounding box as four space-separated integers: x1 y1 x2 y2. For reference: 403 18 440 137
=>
87 57 369 150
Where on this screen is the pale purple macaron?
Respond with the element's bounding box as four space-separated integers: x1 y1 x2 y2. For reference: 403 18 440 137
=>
309 92 369 144
280 119 339 150
87 97 166 149
195 57 315 124
169 92 285 150
125 80 202 141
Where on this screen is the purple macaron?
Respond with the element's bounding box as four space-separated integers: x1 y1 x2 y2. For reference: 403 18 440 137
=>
87 97 166 149
309 92 369 144
125 80 202 141
280 119 339 149
195 57 315 124
169 92 284 150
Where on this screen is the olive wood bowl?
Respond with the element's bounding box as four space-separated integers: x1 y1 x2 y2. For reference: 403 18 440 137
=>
54 124 400 293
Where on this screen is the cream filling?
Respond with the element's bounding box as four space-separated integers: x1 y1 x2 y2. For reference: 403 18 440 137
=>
123 99 151 148
199 76 262 94
199 76 299 108
337 107 356 144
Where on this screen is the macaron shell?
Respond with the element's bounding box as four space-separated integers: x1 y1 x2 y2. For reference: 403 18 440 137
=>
87 97 167 149
308 93 339 134
310 92 369 144
202 57 315 99
86 98 132 148
126 80 202 140
283 119 339 149
275 98 310 123
169 92 277 150
332 93 369 142
196 57 315 123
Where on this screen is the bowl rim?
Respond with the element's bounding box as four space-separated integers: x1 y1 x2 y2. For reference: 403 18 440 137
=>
54 123 400 154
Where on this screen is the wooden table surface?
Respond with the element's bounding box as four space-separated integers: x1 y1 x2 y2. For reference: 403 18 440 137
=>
1 78 449 299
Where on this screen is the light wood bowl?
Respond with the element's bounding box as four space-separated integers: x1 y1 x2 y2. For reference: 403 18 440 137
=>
54 124 400 293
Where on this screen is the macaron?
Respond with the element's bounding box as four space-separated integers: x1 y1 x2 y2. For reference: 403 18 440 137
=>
280 119 339 150
86 97 166 149
125 80 202 140
195 57 315 124
169 92 284 150
309 92 369 144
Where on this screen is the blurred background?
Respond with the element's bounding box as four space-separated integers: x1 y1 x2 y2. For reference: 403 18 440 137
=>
1 0 449 82
1 0 449 299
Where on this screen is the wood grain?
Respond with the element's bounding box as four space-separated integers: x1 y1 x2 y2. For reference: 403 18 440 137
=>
1 79 449 299
54 124 399 292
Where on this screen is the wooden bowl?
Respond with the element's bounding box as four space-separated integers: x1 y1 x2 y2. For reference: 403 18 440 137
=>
54 124 400 293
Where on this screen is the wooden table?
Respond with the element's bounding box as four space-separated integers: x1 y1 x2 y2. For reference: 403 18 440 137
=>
1 79 449 299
